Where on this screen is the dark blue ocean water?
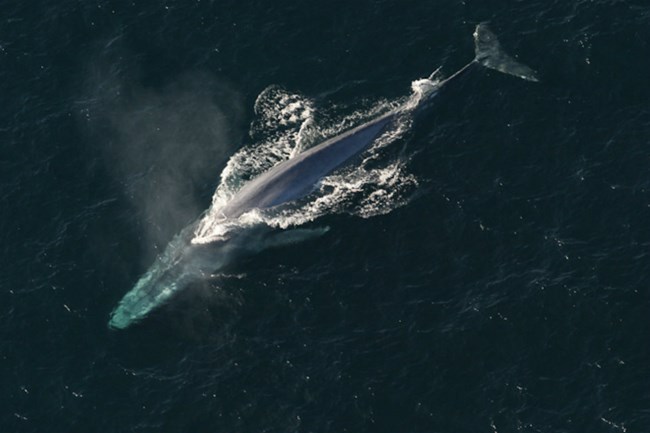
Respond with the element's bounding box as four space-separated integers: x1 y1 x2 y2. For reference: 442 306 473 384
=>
2 1 650 432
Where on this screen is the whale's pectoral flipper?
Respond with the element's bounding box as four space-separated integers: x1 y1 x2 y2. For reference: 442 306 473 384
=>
473 23 539 82
262 227 331 250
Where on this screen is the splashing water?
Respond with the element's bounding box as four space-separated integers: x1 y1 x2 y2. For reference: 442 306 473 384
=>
192 76 440 244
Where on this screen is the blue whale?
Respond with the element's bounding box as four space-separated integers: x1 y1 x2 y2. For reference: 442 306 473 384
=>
108 24 537 329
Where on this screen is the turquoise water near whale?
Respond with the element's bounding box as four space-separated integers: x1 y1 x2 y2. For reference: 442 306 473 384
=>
2 1 650 432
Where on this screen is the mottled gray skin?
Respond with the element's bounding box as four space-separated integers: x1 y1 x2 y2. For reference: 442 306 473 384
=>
221 111 398 218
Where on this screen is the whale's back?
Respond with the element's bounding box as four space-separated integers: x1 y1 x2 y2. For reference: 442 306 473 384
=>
221 112 396 218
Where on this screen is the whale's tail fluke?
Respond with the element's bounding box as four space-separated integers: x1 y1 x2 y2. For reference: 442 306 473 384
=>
473 23 539 82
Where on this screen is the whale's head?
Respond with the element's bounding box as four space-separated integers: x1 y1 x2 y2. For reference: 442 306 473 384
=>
108 225 225 330
108 242 194 330
108 265 181 330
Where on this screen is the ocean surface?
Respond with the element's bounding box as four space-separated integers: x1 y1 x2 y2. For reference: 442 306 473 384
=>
2 1 649 432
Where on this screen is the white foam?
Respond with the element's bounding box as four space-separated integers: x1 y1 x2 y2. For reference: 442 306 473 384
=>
192 77 435 244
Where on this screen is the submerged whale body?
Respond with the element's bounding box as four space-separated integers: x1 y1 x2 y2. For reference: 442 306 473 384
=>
108 24 538 330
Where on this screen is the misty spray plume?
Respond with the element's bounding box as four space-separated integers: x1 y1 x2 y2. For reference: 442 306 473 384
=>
78 40 244 262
